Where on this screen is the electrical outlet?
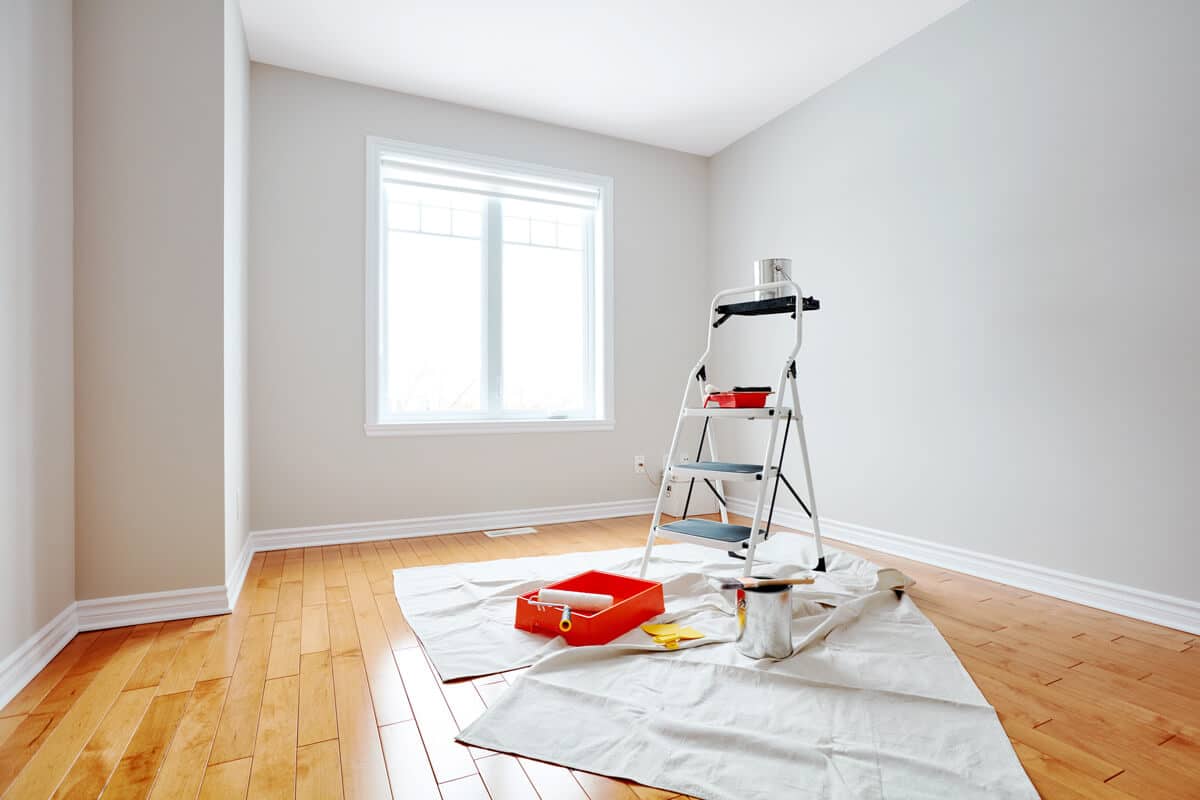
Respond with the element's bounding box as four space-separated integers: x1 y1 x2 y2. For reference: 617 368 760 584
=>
634 455 646 474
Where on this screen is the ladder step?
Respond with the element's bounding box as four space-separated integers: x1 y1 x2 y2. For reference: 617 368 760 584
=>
682 407 791 419
657 518 755 546
671 461 775 481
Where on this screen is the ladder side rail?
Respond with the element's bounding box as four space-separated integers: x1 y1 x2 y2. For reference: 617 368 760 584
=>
787 375 826 571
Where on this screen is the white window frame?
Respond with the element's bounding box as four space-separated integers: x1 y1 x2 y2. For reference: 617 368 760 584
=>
364 136 615 436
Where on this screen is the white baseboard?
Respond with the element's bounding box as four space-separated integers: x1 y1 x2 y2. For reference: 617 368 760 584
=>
0 603 79 710
728 498 1200 635
75 585 231 632
248 497 658 552
225 535 255 612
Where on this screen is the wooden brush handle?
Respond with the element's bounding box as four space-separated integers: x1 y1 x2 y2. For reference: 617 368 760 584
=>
743 577 815 588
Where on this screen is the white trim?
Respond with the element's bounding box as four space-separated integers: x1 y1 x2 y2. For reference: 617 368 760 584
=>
225 535 256 612
0 603 79 710
75 586 230 632
727 498 1200 635
364 418 615 436
249 497 656 552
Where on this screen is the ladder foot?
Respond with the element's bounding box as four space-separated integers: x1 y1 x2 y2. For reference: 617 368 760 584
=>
814 556 826 572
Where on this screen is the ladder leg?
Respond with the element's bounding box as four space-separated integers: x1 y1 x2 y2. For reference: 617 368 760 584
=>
788 376 826 571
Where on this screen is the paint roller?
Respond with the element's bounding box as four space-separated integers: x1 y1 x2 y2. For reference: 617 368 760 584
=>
534 589 615 633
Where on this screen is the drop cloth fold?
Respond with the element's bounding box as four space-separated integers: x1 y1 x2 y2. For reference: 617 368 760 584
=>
393 534 1037 799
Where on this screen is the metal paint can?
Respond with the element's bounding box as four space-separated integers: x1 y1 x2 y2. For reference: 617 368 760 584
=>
753 257 792 301
735 581 794 659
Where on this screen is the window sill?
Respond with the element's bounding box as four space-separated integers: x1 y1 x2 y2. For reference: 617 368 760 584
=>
364 418 615 437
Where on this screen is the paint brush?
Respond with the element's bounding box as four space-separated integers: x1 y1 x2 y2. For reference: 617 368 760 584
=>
717 576 815 591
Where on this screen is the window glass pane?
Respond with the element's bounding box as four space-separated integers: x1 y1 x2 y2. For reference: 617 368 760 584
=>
501 200 590 413
452 209 480 238
385 228 482 414
557 223 582 250
529 219 556 247
420 205 451 235
502 215 529 244
388 202 419 231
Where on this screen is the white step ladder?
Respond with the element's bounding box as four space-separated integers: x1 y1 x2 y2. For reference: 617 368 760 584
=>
639 280 826 578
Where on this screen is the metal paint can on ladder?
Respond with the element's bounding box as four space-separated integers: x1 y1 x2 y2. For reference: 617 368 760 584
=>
753 257 793 301
735 581 794 659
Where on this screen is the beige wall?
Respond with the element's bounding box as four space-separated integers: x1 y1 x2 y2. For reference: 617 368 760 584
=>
0 0 76 658
709 0 1200 601
249 65 710 531
74 0 227 599
224 0 251 579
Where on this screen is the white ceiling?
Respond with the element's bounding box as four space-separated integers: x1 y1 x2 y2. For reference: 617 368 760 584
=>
239 0 967 156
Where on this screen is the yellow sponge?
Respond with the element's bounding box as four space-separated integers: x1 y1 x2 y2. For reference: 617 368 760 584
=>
641 623 705 649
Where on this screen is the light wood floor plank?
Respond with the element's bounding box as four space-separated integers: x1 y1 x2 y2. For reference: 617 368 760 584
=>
330 652 391 800
375 594 418 651
327 602 361 657
208 613 275 765
0 713 59 793
297 651 337 747
48 686 155 800
518 757 589 800
198 756 252 800
393 647 477 784
572 770 642 800
297 738 344 800
344 567 412 726
196 614 252 683
276 581 304 623
265 618 302 680
124 619 195 691
246 675 299 799
476 753 539 800
302 548 327 607
99 690 189 799
379 721 441 800
147 677 231 800
157 627 218 696
300 603 330 655
438 774 489 800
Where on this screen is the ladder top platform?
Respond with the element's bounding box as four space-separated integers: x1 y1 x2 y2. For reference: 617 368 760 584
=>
657 518 753 545
714 295 820 319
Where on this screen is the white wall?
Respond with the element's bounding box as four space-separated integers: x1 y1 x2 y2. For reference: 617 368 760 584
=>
249 65 709 531
0 0 75 658
709 0 1200 601
224 0 251 579
74 0 227 599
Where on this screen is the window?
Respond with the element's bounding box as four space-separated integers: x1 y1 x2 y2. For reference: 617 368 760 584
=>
365 137 613 435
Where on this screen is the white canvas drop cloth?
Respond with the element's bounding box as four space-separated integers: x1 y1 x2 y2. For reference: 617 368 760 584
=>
393 534 1036 799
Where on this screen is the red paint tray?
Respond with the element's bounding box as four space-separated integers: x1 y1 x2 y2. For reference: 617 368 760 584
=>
514 570 664 646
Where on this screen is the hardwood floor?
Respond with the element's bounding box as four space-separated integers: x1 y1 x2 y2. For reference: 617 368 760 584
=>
1 514 1198 799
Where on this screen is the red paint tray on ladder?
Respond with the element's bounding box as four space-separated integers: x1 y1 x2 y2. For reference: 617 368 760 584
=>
514 570 664 646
